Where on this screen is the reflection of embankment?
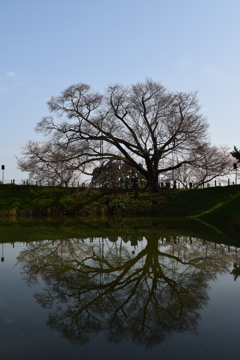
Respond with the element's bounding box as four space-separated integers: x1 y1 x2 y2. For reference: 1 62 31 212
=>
18 234 238 347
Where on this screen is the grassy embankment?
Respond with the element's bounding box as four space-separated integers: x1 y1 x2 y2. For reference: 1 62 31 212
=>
0 183 240 235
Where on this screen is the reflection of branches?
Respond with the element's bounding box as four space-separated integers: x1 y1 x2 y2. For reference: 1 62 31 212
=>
17 235 231 347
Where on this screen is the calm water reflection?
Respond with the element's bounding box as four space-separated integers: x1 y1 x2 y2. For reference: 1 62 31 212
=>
1 220 240 359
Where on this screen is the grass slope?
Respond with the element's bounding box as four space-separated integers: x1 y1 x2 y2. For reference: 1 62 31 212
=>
0 183 239 236
194 191 240 234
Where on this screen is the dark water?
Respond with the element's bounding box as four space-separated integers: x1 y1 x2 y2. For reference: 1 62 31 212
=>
0 219 240 360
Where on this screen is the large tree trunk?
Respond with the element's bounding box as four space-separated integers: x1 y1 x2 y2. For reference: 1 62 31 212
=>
146 162 159 192
147 176 159 192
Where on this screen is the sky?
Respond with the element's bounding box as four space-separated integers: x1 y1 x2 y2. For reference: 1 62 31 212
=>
1 0 240 183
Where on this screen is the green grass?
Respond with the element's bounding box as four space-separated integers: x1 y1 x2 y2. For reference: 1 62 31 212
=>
0 184 106 215
194 191 240 233
0 183 240 237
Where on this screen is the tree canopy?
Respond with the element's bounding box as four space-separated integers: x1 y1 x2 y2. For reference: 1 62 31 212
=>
18 79 231 191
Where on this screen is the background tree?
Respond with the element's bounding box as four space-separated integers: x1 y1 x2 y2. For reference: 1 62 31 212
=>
173 144 233 188
231 146 240 163
91 160 146 189
18 79 210 192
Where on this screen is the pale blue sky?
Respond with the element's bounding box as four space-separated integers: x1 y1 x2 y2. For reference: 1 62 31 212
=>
1 0 240 181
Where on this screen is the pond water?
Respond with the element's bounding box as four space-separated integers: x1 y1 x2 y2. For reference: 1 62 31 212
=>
0 219 240 360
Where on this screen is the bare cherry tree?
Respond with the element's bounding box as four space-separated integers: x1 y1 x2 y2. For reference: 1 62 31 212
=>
17 140 87 186
19 79 210 191
173 145 233 188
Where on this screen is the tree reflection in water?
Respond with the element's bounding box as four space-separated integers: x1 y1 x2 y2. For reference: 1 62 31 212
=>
17 233 232 347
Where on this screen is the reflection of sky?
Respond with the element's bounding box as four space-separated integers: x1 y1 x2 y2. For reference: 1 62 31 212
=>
0 242 24 266
158 274 240 360
0 239 240 360
0 243 72 359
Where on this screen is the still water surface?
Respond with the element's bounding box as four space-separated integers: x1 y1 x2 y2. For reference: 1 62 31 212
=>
0 220 240 360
